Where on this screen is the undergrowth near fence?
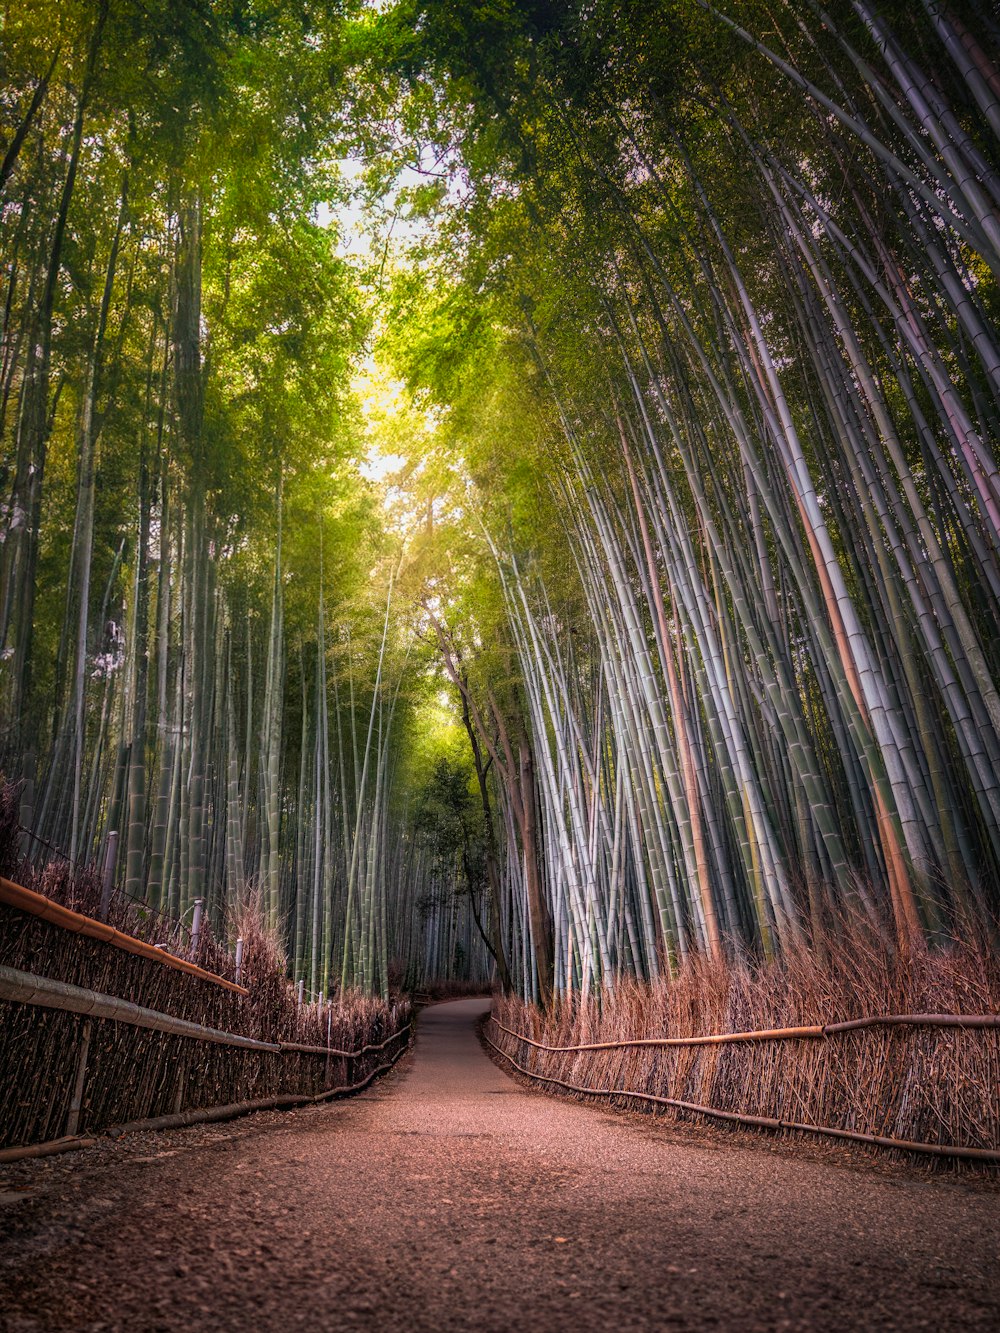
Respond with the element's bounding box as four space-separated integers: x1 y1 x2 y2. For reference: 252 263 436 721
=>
489 918 1000 1164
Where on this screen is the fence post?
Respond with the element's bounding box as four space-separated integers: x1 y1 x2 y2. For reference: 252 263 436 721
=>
172 1053 188 1115
99 831 118 922
234 937 244 985
325 996 332 1088
65 1018 92 1136
296 979 305 1007
191 899 204 955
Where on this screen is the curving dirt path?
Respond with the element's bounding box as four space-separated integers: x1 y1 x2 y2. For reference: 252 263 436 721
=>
2 997 999 1331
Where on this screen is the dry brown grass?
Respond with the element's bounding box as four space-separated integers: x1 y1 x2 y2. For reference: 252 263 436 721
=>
490 918 1000 1162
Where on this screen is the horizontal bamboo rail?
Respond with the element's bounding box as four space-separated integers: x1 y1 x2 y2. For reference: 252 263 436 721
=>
0 965 280 1051
491 1011 1000 1053
0 964 412 1060
0 1135 98 1164
483 1029 1000 1163
280 1028 412 1058
0 876 247 995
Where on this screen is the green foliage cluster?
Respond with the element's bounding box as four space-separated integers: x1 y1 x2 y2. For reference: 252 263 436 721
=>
345 0 1000 993
5 0 1000 1002
0 0 430 996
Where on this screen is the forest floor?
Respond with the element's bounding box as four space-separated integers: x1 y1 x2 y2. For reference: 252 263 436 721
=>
1 997 999 1332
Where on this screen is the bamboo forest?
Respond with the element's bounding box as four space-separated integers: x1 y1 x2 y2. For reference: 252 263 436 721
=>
5 0 1000 998
4 3 1000 1326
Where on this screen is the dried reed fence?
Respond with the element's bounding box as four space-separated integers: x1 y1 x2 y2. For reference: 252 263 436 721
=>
0 873 412 1153
486 926 1000 1166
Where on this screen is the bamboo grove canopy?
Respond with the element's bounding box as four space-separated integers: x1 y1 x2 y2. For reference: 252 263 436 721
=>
1 0 999 1002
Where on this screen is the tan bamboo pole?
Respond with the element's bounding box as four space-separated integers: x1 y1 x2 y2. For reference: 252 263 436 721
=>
491 1013 1000 1051
0 965 278 1050
279 1026 411 1058
2 964 414 1058
0 1136 98 1164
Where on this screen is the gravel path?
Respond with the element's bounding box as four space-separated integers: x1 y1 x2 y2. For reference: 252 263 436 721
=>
2 997 998 1332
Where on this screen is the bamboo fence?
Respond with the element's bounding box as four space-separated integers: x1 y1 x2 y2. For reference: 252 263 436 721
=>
485 1009 1000 1164
0 878 412 1152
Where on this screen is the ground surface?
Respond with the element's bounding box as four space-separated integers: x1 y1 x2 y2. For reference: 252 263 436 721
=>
2 997 999 1332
